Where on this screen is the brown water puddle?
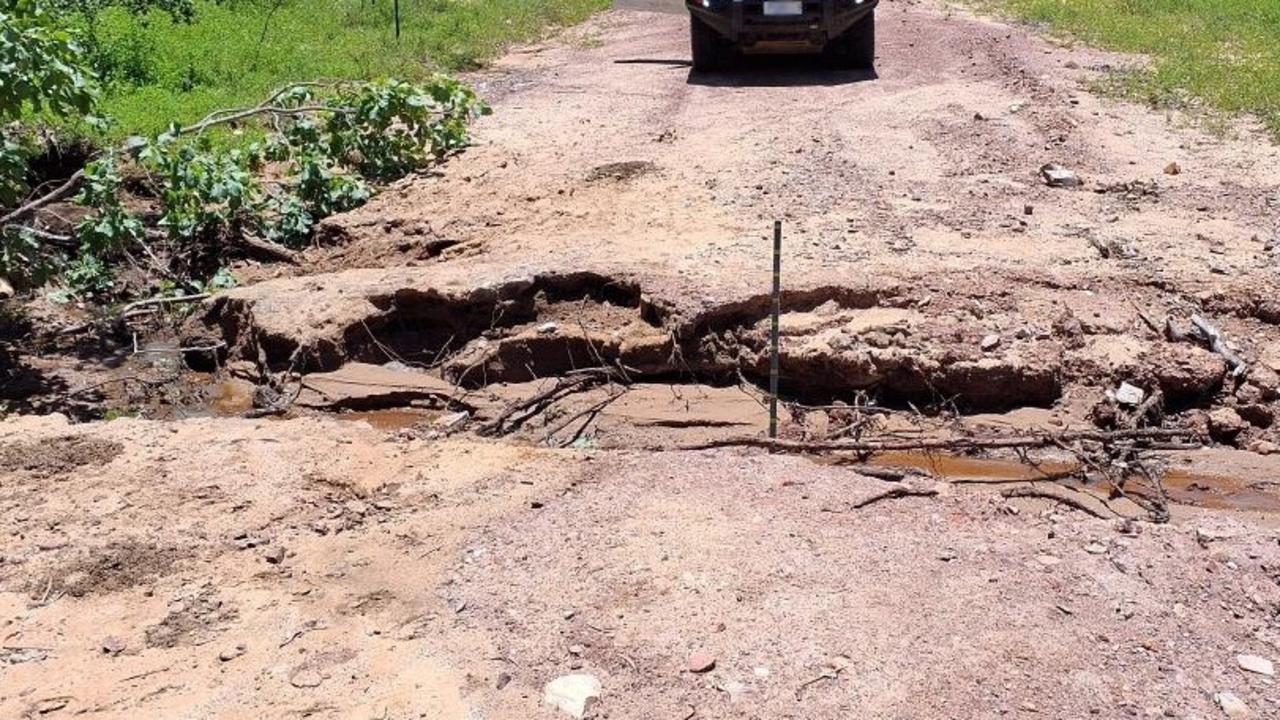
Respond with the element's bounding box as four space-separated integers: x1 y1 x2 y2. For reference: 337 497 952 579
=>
334 409 440 431
849 451 1280 514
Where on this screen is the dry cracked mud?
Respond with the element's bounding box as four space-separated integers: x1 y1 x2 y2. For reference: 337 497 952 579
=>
5 2 1280 718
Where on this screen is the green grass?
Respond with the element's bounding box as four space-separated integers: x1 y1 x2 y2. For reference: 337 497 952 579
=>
977 0 1280 137
80 0 609 137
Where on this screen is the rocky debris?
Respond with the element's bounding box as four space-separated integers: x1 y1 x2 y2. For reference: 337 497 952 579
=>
980 334 1001 351
1113 382 1145 407
543 673 602 718
1251 440 1279 456
1208 408 1248 442
219 644 247 662
687 651 717 673
100 636 126 656
264 546 286 565
1237 654 1274 676
232 533 267 550
1040 163 1082 188
1 646 48 665
1214 691 1250 718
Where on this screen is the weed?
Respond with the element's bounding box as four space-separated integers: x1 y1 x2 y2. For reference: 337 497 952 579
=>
978 0 1280 137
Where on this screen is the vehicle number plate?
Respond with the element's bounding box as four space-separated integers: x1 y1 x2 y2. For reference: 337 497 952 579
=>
762 1 803 16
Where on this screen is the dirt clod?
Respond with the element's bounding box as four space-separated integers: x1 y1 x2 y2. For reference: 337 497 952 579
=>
0 436 122 479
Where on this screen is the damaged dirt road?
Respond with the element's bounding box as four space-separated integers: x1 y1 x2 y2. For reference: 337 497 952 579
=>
5 1 1280 718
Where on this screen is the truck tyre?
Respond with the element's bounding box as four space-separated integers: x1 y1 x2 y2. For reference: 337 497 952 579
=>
690 16 733 72
827 12 875 70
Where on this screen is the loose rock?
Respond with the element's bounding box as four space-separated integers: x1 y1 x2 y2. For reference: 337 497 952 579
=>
219 644 247 662
1237 654 1274 676
1164 162 1182 175
1214 691 1250 718
687 650 717 673
543 673 602 718
980 334 1002 351
1040 163 1082 188
1114 382 1146 407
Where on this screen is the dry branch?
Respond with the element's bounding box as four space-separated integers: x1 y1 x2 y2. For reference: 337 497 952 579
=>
1000 486 1114 520
679 427 1199 454
849 486 940 509
1190 314 1248 380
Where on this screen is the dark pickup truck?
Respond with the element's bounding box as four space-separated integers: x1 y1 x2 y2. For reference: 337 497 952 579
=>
687 0 878 71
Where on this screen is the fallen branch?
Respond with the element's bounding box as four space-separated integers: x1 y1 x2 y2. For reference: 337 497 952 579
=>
1190 314 1248 380
847 486 939 510
1000 486 1115 520
1125 387 1164 430
543 388 630 447
476 369 618 437
237 234 301 264
118 293 210 318
679 427 1199 454
0 170 86 227
2 224 76 248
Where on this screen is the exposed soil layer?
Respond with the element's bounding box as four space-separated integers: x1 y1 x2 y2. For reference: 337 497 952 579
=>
190 0 1280 433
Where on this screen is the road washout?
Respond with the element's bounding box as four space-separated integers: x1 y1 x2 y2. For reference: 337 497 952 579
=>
4 1 1280 718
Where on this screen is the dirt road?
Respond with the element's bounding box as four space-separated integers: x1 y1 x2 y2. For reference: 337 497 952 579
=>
4 2 1280 718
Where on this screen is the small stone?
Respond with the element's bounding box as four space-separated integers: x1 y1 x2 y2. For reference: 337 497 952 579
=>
537 322 559 335
1114 382 1146 407
290 669 324 688
264 546 286 564
980 334 1002 351
939 548 959 562
1024 204 1034 216
687 651 717 673
1164 162 1181 176
568 644 585 656
1252 440 1279 456
1208 408 1248 440
1237 654 1274 676
100 636 126 656
1040 163 1082 188
1196 527 1225 548
1214 691 1250 718
543 674 602 718
1036 554 1061 567
496 672 512 690
1085 542 1108 555
219 644 247 662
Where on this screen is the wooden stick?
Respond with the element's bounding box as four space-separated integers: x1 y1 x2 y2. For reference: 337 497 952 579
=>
678 427 1199 454
1190 314 1248 380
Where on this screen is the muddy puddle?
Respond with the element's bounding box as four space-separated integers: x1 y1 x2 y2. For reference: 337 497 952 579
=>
837 452 1280 514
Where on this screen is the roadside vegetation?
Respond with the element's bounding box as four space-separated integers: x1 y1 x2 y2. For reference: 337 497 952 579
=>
0 0 604 306
979 0 1280 137
68 0 609 137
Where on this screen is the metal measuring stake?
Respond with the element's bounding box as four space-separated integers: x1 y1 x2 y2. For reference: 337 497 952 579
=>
769 221 782 439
